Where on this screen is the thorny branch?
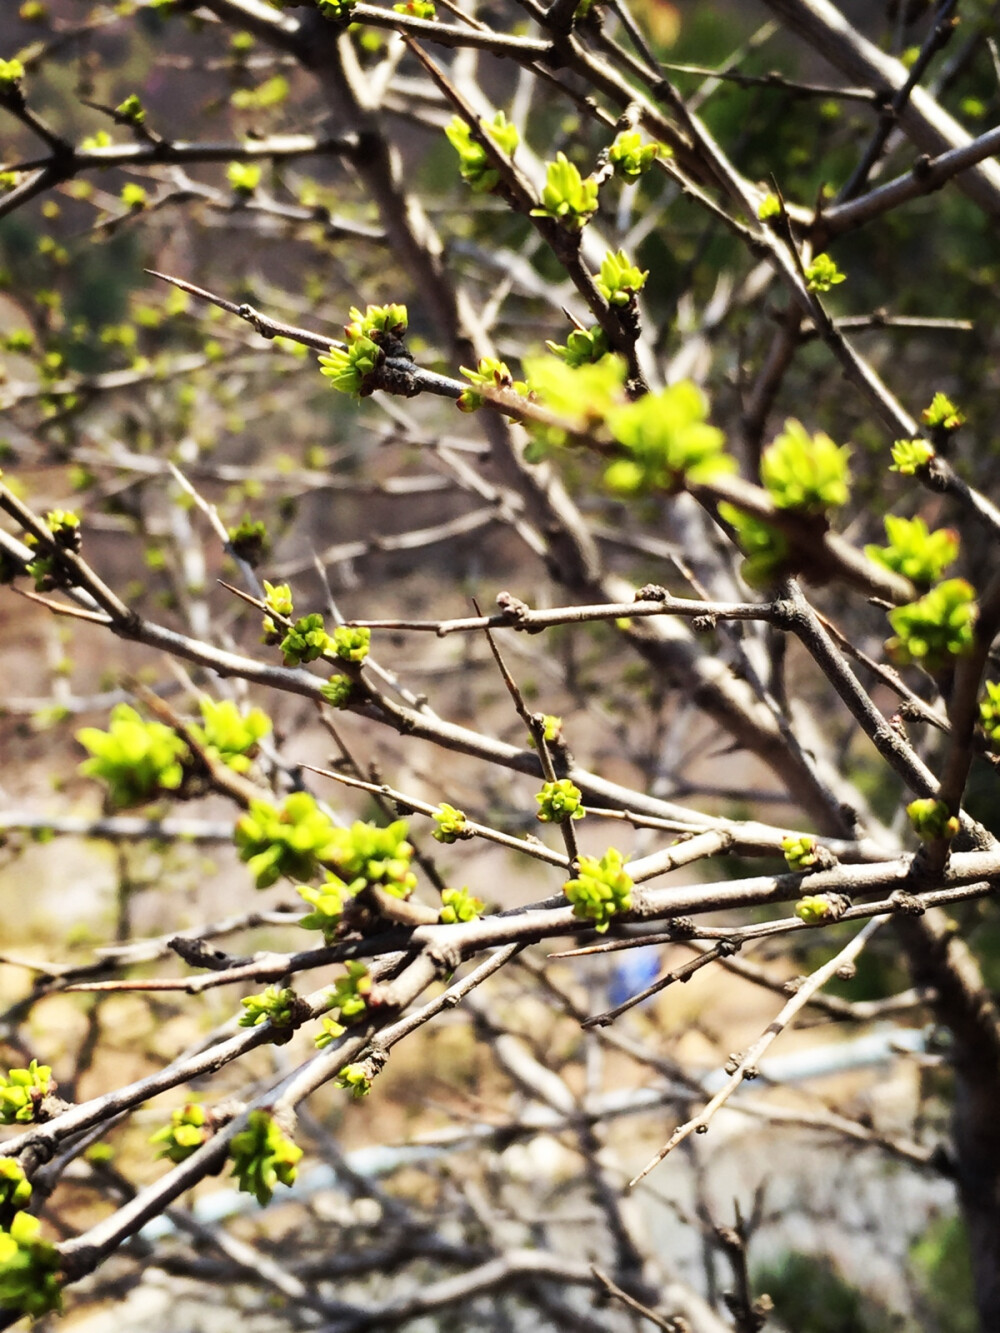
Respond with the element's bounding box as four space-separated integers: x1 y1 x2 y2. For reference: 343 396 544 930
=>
2 0 1000 1327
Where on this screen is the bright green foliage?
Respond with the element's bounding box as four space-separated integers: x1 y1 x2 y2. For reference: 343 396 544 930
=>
757 192 781 221
608 130 663 182
318 334 382 396
457 357 528 412
229 1110 302 1206
782 834 819 872
531 153 599 229
0 1161 31 1212
563 848 632 933
240 985 300 1029
149 1102 211 1164
864 515 959 588
24 507 81 589
522 353 626 459
524 354 624 436
315 962 373 1046
922 392 965 432
432 802 469 843
298 818 418 935
234 792 344 888
316 0 355 18
345 303 408 344
394 0 436 16
335 1063 373 1097
445 113 519 193
38 350 65 382
761 419 850 513
718 504 791 588
120 183 147 209
794 895 834 922
978 680 1000 749
2 329 33 353
804 252 846 292
529 715 563 747
226 161 262 195
545 324 610 366
0 60 25 89
46 508 81 548
102 323 138 349
886 579 977 670
446 118 493 192
320 305 408 396
906 797 959 842
297 877 353 940
594 248 648 306
439 886 484 923
261 579 293 643
260 581 291 615
190 698 271 774
228 514 269 566
0 1061 53 1125
77 704 188 808
604 381 733 496
535 778 585 823
81 129 112 150
329 819 416 896
279 613 332 667
332 624 370 662
115 93 145 124
320 674 355 708
890 438 935 475
231 76 288 111
0 1212 62 1318
484 112 519 154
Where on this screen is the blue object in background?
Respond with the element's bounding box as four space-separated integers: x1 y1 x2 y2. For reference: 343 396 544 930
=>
608 946 662 1009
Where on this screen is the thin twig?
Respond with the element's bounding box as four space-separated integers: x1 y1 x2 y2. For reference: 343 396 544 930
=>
628 914 888 1187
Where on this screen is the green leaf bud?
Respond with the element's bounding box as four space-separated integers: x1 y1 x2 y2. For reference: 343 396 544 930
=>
279 613 333 666
782 834 820 872
563 848 632 933
804 252 846 292
535 778 585 823
906 797 959 842
229 1110 302 1206
77 704 188 809
439 886 484 923
0 1213 62 1317
886 579 977 671
332 624 370 662
432 802 469 843
0 1061 53 1125
320 674 355 708
149 1103 212 1164
864 515 958 589
890 439 935 475
605 381 733 495
594 248 648 306
530 153 599 229
761 420 850 513
226 161 262 195
921 392 965 432
608 130 664 182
